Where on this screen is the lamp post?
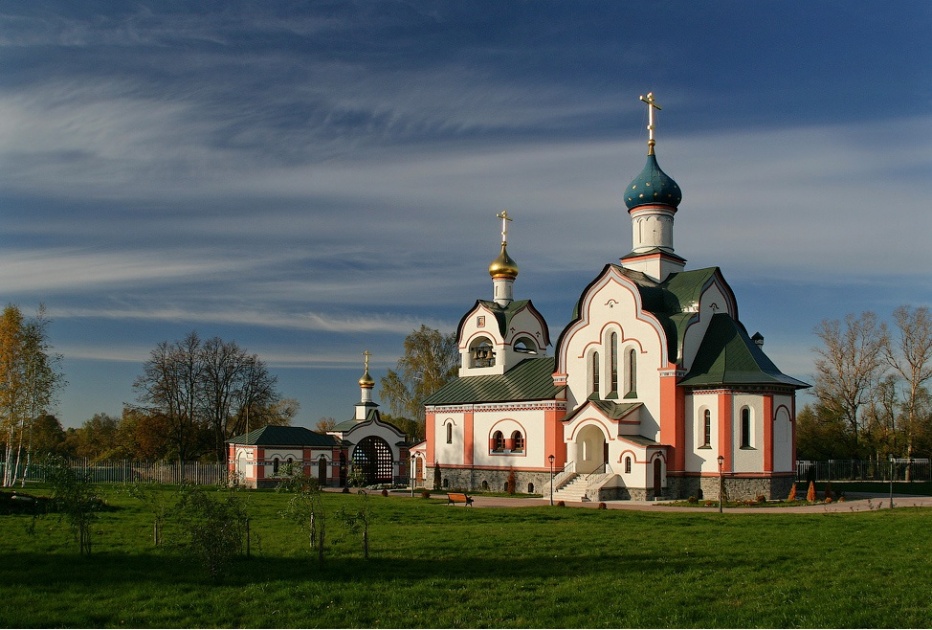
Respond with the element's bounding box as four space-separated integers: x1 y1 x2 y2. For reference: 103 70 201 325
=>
549 454 555 506
410 454 416 498
717 455 725 513
889 453 895 509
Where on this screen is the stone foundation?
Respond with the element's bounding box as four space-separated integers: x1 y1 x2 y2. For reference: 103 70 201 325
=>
425 467 553 495
671 474 795 501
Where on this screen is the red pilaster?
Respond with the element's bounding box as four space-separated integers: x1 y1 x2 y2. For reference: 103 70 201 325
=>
255 447 265 481
659 365 686 472
425 410 436 464
718 392 733 470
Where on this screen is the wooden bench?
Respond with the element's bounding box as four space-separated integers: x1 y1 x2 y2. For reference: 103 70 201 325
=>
447 492 473 507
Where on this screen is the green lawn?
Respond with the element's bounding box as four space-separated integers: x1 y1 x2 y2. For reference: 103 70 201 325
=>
1 485 930 628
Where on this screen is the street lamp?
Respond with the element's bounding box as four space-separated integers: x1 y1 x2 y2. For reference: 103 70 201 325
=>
717 455 725 513
410 454 416 498
549 454 555 506
889 453 895 509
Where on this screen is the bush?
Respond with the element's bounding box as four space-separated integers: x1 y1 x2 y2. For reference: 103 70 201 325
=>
756 495 767 504
597 502 607 510
806 481 817 502
381 489 388 497
787 483 797 502
687 496 698 504
421 490 431 499
174 486 248 583
556 500 565 507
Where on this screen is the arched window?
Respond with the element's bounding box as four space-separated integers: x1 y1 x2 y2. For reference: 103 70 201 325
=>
492 431 505 452
609 332 619 394
352 436 394 484
514 337 537 354
624 456 632 474
481 480 489 490
625 348 637 397
527 482 535 493
272 457 280 475
741 407 752 448
702 409 712 447
470 336 495 368
511 430 525 452
591 351 600 396
446 422 453 444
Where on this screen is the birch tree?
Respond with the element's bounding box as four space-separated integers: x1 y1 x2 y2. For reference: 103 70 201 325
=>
0 305 65 487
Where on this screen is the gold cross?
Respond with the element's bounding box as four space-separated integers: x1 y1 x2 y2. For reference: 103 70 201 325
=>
363 350 370 371
639 92 662 155
496 210 513 244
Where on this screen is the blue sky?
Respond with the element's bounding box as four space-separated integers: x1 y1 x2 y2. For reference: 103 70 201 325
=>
2 1 930 430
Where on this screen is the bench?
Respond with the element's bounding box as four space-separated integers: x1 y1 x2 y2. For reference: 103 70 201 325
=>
447 492 474 507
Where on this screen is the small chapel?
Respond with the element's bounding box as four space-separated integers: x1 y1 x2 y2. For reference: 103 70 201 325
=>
415 93 808 502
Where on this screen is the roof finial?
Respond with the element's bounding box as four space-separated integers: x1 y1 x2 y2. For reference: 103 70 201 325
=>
496 210 512 245
363 349 371 372
639 92 662 156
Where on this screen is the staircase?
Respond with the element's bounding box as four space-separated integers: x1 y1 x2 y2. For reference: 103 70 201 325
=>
553 472 613 503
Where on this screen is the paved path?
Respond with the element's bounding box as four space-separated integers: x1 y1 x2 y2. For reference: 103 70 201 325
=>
459 492 932 513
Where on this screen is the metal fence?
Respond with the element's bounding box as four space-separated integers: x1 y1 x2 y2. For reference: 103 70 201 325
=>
1 458 228 486
797 458 932 483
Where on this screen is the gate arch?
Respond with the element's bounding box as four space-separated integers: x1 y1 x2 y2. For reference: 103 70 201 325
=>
352 436 393 485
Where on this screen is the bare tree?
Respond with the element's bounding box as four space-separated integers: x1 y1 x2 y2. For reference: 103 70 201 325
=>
134 332 205 463
884 305 932 478
812 312 888 457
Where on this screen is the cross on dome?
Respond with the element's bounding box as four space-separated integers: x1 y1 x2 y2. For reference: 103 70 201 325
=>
496 210 512 245
639 92 662 155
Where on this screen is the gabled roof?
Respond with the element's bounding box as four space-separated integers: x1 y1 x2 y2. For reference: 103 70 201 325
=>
457 299 551 347
423 357 561 406
227 425 338 447
564 398 642 424
561 264 733 365
679 313 810 389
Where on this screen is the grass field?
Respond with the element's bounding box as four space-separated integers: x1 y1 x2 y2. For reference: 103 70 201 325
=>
1 485 930 628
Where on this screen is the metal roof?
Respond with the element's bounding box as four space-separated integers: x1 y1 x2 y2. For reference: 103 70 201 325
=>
226 425 339 447
423 357 561 406
679 313 810 389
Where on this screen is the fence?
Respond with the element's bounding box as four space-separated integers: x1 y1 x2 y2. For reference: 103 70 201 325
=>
1 458 228 486
797 458 931 483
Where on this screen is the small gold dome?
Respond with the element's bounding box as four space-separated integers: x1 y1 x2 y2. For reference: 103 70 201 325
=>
488 243 519 279
358 369 374 388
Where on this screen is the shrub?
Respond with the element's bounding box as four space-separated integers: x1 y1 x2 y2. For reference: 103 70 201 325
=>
507 469 517 495
556 500 566 507
787 483 797 502
825 497 833 504
806 480 817 502
420 490 431 499
687 496 698 504
756 494 767 504
598 502 607 510
341 487 350 494
174 486 248 583
381 489 388 497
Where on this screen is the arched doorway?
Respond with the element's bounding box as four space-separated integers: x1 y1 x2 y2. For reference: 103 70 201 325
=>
352 436 394 485
575 424 607 474
653 458 663 497
318 455 328 486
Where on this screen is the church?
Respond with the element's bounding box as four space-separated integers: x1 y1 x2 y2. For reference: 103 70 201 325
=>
416 94 808 502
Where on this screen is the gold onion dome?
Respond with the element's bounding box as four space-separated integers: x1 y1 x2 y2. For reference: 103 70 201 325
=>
488 243 519 279
358 368 374 388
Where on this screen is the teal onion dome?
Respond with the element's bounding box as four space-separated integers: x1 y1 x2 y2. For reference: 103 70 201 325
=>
624 154 682 210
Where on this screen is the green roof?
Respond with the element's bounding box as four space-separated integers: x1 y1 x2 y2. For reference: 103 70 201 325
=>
227 425 338 447
423 357 561 406
679 313 809 389
585 399 642 421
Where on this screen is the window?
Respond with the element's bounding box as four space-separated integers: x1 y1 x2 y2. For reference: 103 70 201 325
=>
624 456 632 474
741 407 752 448
527 482 535 493
511 430 525 452
492 431 505 451
609 332 619 394
446 422 453 444
624 348 637 397
514 337 537 354
701 409 712 447
591 351 600 396
272 457 280 475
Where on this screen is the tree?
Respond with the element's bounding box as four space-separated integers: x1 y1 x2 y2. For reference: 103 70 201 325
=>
812 312 888 458
43 455 99 555
315 417 337 432
65 413 123 461
134 332 284 462
0 305 66 487
884 305 932 478
380 325 458 438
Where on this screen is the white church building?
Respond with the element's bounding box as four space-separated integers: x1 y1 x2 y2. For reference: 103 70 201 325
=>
418 94 808 502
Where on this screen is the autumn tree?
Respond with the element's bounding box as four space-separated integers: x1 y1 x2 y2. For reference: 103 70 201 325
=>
0 305 65 487
380 325 458 439
315 417 337 432
812 312 888 458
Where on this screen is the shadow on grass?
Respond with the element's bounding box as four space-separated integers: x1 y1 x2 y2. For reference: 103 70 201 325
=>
0 546 709 589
